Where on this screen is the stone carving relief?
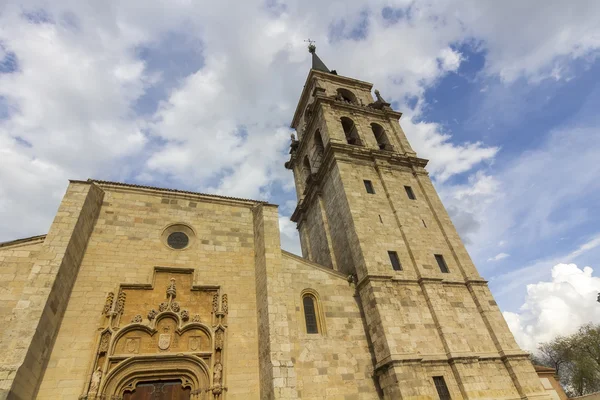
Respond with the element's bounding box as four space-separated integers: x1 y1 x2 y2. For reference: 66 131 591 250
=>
99 332 111 353
181 310 190 321
221 295 228 314
103 292 114 316
82 268 227 400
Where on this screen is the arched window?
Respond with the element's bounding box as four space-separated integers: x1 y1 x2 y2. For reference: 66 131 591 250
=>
302 295 319 334
371 123 393 151
302 155 312 183
312 130 325 169
340 117 362 146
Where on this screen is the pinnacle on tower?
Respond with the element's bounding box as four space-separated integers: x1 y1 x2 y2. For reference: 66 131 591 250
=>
306 41 336 74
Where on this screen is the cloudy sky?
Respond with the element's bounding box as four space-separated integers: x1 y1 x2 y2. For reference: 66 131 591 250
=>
1 0 599 352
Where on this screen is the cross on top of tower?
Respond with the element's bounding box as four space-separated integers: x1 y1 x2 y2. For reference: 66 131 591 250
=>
305 38 316 53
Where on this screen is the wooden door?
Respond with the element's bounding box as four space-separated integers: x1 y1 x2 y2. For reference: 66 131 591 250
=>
122 380 191 400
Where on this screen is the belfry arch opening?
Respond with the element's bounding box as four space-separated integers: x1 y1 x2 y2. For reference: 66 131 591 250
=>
340 117 362 146
371 123 393 151
312 130 325 169
302 155 312 183
336 88 358 104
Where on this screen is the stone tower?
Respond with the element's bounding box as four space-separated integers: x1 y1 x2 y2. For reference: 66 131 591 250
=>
286 45 549 399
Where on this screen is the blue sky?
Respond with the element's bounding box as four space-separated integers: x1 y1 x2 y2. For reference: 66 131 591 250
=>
1 0 599 351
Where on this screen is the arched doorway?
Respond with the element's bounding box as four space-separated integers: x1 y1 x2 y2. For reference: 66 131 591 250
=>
100 355 210 399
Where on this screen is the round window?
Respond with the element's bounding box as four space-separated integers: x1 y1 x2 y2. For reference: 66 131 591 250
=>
167 232 189 249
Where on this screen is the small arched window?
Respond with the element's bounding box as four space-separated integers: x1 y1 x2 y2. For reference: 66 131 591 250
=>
340 117 362 146
312 130 325 168
335 88 358 104
302 155 312 183
302 295 319 334
371 123 393 151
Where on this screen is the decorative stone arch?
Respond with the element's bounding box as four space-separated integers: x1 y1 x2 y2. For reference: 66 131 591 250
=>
100 354 210 398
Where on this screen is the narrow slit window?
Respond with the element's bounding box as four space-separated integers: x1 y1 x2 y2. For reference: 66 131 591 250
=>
405 185 416 200
364 180 375 194
422 219 427 228
435 254 449 273
433 376 451 400
388 251 402 271
303 295 319 334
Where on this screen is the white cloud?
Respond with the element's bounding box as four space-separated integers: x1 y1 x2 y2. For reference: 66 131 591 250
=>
488 253 509 262
504 263 600 352
1 0 600 253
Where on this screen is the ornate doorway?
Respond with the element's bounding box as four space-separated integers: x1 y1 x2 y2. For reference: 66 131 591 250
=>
123 380 191 400
81 268 228 400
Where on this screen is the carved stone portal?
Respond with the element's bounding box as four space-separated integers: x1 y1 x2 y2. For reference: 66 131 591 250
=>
82 268 228 400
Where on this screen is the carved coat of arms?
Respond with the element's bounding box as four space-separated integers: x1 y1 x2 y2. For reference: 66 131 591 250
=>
158 333 171 350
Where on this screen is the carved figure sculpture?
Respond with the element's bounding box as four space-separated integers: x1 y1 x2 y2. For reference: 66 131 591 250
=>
213 362 223 386
89 367 102 393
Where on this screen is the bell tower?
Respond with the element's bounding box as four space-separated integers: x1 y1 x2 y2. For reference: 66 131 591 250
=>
286 44 549 399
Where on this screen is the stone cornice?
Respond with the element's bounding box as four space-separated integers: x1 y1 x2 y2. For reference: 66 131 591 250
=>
80 179 274 208
374 350 530 373
355 274 490 292
0 234 47 249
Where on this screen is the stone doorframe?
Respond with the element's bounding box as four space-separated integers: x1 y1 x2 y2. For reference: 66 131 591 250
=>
101 354 210 399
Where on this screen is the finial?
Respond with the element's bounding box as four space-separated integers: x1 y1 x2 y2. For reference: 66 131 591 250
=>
374 89 386 103
305 38 316 53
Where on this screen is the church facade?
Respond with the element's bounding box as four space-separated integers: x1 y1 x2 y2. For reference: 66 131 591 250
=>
0 48 550 400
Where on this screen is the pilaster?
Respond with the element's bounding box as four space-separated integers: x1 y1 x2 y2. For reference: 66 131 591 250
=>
253 205 298 400
0 181 104 400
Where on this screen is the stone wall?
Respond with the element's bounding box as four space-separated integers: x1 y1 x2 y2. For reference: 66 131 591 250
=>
280 252 379 400
33 181 263 399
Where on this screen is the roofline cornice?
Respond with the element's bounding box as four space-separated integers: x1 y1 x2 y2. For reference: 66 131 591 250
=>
0 234 46 249
74 179 276 208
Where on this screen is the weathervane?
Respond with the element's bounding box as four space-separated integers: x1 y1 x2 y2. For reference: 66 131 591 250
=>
305 38 316 53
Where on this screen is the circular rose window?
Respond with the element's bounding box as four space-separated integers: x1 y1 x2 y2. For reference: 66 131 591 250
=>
167 232 189 249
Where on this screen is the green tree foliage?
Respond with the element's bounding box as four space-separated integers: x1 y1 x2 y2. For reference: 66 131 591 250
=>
534 324 600 396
